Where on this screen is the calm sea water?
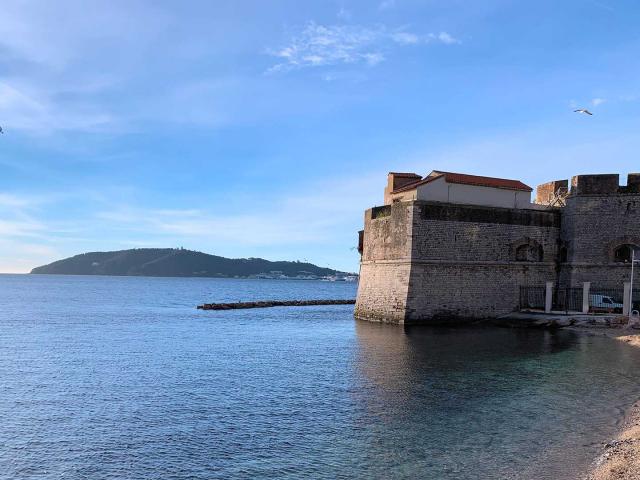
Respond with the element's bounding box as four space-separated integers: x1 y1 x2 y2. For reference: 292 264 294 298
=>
1 274 640 480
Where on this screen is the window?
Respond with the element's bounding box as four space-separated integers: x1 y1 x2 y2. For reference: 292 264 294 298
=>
515 243 543 262
614 244 637 263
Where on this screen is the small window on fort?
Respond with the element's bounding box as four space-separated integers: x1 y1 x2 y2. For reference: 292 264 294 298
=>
515 244 543 262
614 244 637 263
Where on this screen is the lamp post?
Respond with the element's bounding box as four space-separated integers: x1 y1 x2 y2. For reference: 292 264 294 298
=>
630 248 640 320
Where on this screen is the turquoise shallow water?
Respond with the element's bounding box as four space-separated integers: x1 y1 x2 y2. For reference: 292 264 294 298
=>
1 274 640 479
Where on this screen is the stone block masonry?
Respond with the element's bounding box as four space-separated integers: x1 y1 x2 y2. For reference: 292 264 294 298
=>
355 201 559 324
355 172 640 324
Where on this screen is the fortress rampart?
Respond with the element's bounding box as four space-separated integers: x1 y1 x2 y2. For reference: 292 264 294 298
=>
355 171 640 324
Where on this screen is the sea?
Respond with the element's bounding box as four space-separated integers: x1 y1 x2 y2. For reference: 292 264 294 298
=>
1 274 640 479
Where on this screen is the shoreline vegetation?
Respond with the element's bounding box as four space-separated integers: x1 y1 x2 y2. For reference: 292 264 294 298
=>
29 248 357 281
575 326 640 480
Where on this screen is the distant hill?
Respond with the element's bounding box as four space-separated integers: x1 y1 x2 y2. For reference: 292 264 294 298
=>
30 248 350 278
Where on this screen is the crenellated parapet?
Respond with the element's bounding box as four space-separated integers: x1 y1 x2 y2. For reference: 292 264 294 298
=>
356 169 640 324
536 173 640 202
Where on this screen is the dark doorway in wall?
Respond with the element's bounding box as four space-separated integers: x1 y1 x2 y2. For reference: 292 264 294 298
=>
614 244 637 263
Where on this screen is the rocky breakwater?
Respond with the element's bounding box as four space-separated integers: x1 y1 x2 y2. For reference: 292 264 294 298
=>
197 299 356 310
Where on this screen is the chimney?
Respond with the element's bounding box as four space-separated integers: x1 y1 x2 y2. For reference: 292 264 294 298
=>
535 179 568 205
384 172 421 205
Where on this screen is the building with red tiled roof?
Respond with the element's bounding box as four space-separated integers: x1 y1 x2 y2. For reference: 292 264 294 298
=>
384 170 533 208
356 170 640 325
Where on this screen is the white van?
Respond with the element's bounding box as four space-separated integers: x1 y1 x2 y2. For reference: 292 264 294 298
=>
589 294 624 313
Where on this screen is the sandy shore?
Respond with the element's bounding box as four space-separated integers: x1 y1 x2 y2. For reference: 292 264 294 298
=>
578 327 640 480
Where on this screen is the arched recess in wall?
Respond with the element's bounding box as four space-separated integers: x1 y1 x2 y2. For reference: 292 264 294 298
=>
607 237 640 263
614 244 638 263
511 238 544 262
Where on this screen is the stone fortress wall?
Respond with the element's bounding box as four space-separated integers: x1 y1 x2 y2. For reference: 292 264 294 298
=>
560 175 640 288
405 202 559 323
355 172 640 324
355 203 414 323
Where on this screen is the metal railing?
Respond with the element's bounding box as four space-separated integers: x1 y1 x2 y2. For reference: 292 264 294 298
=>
589 287 625 303
522 285 585 312
519 285 585 313
520 284 639 313
519 286 545 310
552 287 583 313
590 286 640 313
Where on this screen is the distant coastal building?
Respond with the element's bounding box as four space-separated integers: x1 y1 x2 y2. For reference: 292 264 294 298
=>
355 170 640 324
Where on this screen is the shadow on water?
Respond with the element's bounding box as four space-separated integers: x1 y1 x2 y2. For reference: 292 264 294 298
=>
353 321 579 400
351 320 640 479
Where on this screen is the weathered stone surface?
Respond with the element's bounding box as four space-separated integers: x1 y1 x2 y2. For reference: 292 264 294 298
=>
560 193 640 286
535 179 568 205
356 179 640 325
571 174 619 195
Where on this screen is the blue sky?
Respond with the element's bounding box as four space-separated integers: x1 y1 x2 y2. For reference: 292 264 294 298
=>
1 0 640 273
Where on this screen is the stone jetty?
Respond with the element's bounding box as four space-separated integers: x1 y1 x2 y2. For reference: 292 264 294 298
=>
197 299 356 310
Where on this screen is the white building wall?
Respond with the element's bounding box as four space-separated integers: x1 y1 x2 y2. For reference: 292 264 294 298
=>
415 176 449 202
416 178 532 208
514 191 532 208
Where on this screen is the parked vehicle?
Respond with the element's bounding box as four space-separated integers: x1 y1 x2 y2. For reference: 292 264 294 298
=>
589 294 624 313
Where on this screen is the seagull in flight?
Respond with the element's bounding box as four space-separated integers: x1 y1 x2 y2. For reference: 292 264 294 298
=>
574 108 593 116
0 126 3 134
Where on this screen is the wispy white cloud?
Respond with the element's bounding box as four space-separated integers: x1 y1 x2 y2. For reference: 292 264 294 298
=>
390 32 420 45
0 1 171 134
0 170 378 272
0 81 115 134
0 239 60 273
0 2 461 134
337 7 352 21
95 177 375 247
588 0 615 12
379 0 396 11
0 193 35 208
0 191 61 272
569 97 607 110
432 32 460 45
267 22 460 73
392 31 461 46
0 1 169 69
267 23 383 72
0 192 52 239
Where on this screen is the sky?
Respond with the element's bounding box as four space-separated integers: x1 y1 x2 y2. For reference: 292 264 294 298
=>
2 0 640 273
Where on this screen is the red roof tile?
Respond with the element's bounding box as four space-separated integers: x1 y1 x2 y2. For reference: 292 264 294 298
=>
391 171 532 193
442 172 532 192
391 174 442 193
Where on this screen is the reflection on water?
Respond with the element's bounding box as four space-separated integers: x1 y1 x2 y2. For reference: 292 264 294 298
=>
1 274 639 480
353 322 640 479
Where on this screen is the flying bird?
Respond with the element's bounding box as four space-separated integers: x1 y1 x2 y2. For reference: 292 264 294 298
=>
0 126 3 133
574 109 593 116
